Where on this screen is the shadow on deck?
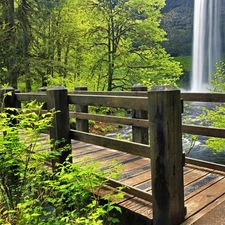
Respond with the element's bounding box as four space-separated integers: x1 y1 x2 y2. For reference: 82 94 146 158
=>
66 138 225 225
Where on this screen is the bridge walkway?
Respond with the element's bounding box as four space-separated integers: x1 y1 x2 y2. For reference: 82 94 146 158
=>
61 136 225 224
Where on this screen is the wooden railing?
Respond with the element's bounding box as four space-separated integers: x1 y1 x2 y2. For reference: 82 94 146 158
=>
2 85 225 225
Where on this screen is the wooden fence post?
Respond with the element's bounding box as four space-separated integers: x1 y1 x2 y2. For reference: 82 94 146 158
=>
38 87 47 110
3 87 16 108
148 85 185 225
74 86 89 132
0 87 20 109
14 90 21 108
131 84 148 144
47 86 72 170
3 87 20 124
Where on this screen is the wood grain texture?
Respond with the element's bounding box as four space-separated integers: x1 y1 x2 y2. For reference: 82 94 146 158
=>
74 86 89 132
70 112 149 128
16 92 47 102
47 87 72 167
181 92 225 102
148 85 185 225
183 124 225 138
185 157 225 172
131 84 148 144
68 94 148 110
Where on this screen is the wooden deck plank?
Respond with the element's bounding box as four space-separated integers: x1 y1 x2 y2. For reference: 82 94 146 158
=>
182 193 225 224
72 146 105 155
74 147 122 161
118 158 150 172
39 137 225 224
119 196 152 215
184 175 223 201
135 203 153 219
184 170 209 186
72 141 225 224
121 170 151 186
185 178 225 218
99 153 141 169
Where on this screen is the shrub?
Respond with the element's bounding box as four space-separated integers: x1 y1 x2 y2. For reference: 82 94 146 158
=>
0 93 123 225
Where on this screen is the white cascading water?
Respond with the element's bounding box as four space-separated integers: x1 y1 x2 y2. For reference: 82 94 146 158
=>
191 0 221 92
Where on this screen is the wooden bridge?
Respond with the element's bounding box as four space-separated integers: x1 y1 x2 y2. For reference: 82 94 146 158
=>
2 85 225 225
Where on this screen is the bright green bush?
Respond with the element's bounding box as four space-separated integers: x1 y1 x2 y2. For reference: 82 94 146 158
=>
0 93 123 225
198 61 225 153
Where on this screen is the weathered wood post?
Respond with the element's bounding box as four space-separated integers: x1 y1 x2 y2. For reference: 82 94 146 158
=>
131 84 148 144
47 86 72 170
2 87 16 108
2 87 20 124
148 85 185 225
74 86 89 132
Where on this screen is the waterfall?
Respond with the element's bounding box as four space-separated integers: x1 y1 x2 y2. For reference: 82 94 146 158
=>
191 0 221 92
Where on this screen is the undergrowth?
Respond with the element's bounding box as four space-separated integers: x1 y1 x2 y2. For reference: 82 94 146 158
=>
0 90 123 225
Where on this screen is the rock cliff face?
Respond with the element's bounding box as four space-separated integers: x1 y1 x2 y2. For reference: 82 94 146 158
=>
163 0 194 13
161 0 225 56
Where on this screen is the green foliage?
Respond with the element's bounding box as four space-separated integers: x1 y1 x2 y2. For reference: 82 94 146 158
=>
210 62 225 92
198 104 225 153
0 100 123 224
174 56 192 72
0 0 182 92
196 61 225 153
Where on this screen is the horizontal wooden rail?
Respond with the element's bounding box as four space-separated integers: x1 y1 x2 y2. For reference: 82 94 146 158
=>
68 94 148 110
106 178 153 202
70 112 149 128
16 92 47 102
185 157 225 172
182 124 225 138
70 130 150 158
14 91 225 104
71 91 148 97
181 92 225 102
71 91 225 103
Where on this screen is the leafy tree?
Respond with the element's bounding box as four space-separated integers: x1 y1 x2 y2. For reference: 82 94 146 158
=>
17 0 67 91
76 0 182 91
0 0 18 88
1 0 183 91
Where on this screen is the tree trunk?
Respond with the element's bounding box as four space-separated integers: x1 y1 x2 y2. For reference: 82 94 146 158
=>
22 0 31 91
7 0 17 88
107 0 115 91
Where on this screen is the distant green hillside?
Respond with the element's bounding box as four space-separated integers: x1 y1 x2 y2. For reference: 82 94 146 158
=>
174 55 192 88
174 56 192 72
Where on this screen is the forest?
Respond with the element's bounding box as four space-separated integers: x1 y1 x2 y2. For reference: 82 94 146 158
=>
0 0 183 92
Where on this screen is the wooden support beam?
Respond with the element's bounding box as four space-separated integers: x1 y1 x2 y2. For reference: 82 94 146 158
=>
38 87 47 110
16 92 47 102
148 85 185 225
131 84 149 144
68 94 148 110
74 86 89 132
70 112 149 128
